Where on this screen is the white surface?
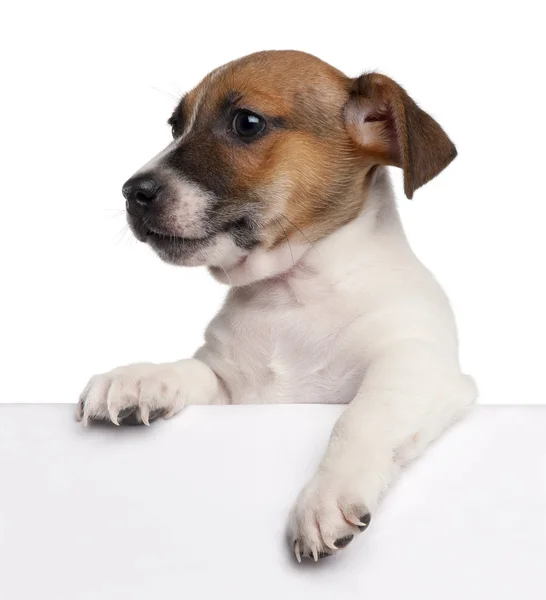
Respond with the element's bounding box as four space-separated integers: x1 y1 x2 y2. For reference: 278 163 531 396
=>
1 1 545 407
0 404 544 599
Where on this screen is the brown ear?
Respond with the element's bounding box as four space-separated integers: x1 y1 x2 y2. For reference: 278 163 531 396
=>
344 73 457 199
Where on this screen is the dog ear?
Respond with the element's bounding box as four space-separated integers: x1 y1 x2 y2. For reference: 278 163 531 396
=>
344 73 457 199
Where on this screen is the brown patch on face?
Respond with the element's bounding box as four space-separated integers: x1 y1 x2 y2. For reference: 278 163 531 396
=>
164 51 374 249
163 51 456 253
256 130 374 247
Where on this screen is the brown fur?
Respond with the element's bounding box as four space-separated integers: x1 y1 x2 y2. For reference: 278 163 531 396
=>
168 51 456 248
345 73 457 199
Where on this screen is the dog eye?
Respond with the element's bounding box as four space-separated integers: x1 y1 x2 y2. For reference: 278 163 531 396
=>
232 110 266 139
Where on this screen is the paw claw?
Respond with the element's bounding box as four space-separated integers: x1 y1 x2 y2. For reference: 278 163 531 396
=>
294 541 302 563
140 404 150 426
358 513 372 531
76 400 84 422
108 406 120 426
324 539 338 551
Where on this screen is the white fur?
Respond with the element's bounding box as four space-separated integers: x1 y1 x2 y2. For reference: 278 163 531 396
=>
134 141 177 175
180 86 204 141
164 171 213 238
79 168 476 559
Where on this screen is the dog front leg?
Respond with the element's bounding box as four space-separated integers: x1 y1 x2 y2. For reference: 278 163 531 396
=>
289 341 476 561
77 357 228 426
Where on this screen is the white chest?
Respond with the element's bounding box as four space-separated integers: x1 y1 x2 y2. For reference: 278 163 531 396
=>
198 275 365 405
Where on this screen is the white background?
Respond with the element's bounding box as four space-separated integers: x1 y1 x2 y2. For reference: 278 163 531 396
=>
1 0 544 405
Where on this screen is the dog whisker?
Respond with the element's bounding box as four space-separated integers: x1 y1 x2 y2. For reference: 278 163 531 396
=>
218 264 233 286
278 213 320 257
275 217 295 270
149 85 182 104
114 224 131 246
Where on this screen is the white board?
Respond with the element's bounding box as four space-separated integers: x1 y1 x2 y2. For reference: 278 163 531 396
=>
0 405 544 599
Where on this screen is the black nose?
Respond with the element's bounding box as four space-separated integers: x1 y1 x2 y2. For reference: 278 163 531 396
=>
122 175 160 209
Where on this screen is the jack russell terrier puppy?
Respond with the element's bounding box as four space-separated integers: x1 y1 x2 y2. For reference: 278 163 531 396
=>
77 50 477 562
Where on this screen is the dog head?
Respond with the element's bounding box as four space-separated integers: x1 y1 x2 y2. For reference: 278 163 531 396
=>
123 50 456 272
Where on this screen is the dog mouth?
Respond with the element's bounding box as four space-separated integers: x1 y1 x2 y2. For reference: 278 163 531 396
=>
142 226 216 265
127 212 259 266
144 227 212 247
135 217 258 251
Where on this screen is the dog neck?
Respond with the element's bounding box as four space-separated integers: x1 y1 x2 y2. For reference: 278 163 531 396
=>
210 167 406 288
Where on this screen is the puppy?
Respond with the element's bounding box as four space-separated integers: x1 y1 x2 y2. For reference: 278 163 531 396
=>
78 50 477 561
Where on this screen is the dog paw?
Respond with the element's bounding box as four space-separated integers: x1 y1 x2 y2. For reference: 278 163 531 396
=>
289 474 372 562
77 363 186 426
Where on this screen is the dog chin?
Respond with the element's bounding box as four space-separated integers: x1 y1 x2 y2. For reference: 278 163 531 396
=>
148 231 248 269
